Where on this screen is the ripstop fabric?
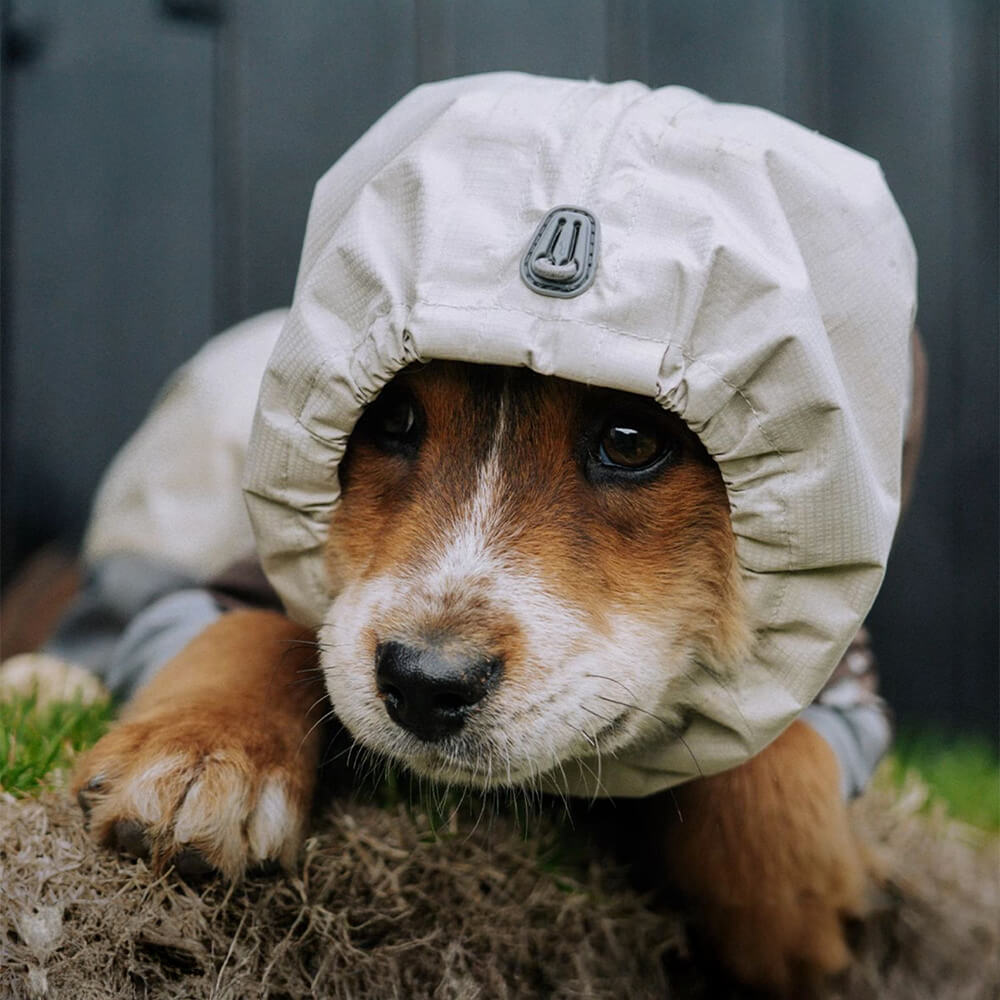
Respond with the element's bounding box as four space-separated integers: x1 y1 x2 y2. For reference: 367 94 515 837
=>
243 73 917 797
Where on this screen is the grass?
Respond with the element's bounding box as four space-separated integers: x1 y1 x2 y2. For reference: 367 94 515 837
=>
884 728 1000 832
0 692 114 797
2 689 997 834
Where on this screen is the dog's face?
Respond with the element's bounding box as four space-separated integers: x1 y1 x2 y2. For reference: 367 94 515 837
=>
319 362 748 790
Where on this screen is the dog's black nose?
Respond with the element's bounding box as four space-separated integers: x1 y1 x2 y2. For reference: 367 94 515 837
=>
375 641 501 742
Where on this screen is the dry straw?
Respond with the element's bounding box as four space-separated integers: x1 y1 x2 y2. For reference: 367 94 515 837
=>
1 773 997 999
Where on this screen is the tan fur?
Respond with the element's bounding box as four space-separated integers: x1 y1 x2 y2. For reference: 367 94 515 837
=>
73 611 325 879
635 720 868 994
76 362 868 996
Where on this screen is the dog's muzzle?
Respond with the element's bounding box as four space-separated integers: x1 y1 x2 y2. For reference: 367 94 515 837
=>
375 641 502 742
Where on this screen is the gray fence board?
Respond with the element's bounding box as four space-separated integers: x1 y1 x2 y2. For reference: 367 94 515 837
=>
2 0 215 553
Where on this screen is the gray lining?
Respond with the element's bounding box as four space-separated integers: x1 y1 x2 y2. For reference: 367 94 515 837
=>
800 702 893 799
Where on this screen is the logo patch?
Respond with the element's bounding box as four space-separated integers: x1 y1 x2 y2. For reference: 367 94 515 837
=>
521 206 599 298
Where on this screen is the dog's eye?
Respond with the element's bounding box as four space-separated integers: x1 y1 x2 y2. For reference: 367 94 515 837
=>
358 388 422 456
379 396 416 439
599 422 661 468
586 406 678 483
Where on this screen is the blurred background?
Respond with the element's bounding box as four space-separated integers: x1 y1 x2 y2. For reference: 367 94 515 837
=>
1 1 996 741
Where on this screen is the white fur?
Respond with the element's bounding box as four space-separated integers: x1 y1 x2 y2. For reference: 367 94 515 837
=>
172 757 253 875
126 754 192 824
248 777 299 864
120 750 298 872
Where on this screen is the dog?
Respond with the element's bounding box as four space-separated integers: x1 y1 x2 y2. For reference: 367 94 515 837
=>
69 74 921 995
71 357 900 994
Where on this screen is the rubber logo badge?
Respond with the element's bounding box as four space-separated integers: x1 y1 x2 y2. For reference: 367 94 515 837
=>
521 206 599 298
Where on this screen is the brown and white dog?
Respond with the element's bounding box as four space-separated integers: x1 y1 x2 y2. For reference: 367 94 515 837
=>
68 71 926 998
72 358 887 995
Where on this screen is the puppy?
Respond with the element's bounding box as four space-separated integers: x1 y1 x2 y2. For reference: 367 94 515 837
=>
74 360 869 994
70 73 920 996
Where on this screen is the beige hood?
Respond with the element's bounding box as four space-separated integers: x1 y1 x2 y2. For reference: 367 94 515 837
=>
244 73 916 796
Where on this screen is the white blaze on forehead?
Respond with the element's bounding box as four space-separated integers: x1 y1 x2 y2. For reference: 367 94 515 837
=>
424 386 511 590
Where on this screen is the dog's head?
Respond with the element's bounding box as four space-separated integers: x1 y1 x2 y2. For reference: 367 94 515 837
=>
318 361 749 789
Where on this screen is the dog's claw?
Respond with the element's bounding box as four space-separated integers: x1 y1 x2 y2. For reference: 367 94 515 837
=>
76 787 94 819
77 774 108 823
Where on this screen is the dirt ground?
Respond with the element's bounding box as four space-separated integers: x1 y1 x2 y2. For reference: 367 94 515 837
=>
1 776 997 999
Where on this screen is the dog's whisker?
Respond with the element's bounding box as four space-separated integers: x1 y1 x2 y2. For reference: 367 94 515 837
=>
292 663 326 675
592 693 672 731
304 692 333 718
466 776 492 840
547 755 572 823
290 670 325 685
327 738 357 768
297 706 339 756
548 740 571 800
583 672 643 701
580 704 616 726
591 692 703 776
450 780 471 828
565 734 610 803
591 737 603 807
281 637 354 654
668 788 684 823
674 732 704 777
561 719 608 803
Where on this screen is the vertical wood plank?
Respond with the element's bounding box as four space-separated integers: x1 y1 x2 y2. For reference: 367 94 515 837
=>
415 0 457 82
2 0 215 575
941 0 997 734
605 0 649 83
778 0 831 129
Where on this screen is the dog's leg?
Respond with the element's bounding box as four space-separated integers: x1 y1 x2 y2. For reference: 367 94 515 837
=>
73 609 328 879
641 719 868 996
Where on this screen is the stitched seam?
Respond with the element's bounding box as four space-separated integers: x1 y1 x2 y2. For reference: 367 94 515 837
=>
419 296 666 342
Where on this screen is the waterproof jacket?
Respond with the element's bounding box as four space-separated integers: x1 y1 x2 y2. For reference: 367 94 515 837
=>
103 74 920 797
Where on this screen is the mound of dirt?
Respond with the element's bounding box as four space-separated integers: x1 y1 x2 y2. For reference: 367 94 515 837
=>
1 780 997 999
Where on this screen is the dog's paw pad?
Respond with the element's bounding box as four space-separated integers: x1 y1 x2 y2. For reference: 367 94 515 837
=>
112 818 151 860
172 848 216 880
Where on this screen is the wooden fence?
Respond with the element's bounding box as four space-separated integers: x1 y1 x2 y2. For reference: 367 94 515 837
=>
2 0 996 735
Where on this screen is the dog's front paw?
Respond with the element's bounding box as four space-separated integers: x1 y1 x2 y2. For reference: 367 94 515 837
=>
653 720 869 996
72 705 317 880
